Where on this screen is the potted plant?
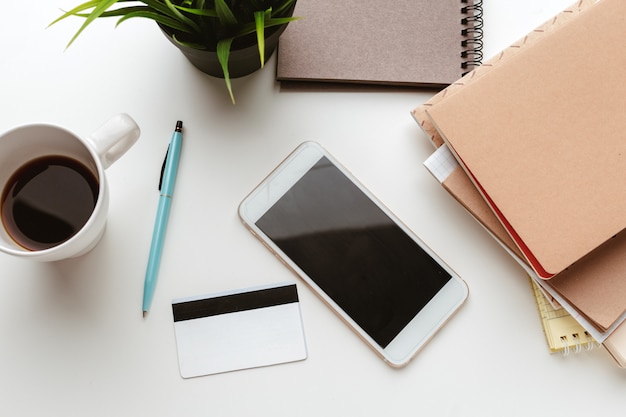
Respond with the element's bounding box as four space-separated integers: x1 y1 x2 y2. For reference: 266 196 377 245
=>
51 0 299 103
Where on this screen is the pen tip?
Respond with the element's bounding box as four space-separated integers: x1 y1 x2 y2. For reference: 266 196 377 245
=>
175 120 183 131
143 310 147 318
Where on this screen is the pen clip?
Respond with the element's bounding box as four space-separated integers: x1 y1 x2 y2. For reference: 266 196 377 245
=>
158 144 170 191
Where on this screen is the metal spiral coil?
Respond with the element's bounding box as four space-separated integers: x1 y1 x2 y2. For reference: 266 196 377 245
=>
460 0 484 74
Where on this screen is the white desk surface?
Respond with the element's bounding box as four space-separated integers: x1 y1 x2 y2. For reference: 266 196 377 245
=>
2 1 625 415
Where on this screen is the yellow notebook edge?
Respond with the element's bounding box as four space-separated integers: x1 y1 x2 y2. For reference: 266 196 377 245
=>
528 276 598 355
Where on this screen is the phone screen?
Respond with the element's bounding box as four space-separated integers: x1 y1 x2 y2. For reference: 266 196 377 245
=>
255 156 452 348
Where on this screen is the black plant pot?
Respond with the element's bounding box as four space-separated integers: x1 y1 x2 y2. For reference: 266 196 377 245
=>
160 23 289 79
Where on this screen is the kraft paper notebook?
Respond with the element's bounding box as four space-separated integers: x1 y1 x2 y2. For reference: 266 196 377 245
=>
423 144 626 335
276 0 484 87
422 0 626 280
412 0 626 367
422 143 626 338
604 321 626 368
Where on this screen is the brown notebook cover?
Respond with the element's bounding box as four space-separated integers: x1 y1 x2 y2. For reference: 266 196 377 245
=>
276 0 484 87
423 0 626 279
412 0 626 336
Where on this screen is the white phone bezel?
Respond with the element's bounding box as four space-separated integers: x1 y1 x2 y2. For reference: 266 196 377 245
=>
238 142 468 367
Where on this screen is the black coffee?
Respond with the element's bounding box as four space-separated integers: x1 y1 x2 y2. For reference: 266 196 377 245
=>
1 155 99 250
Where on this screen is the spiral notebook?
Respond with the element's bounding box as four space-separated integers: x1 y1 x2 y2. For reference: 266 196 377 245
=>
276 0 484 87
529 277 597 355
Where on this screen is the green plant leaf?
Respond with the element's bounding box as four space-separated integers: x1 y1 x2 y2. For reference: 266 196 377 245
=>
233 16 299 39
215 0 238 26
273 0 296 16
134 0 180 18
64 0 121 48
254 11 265 67
115 10 193 33
264 16 300 27
163 0 201 32
91 0 181 21
170 33 205 50
48 0 101 26
217 38 235 104
172 4 217 17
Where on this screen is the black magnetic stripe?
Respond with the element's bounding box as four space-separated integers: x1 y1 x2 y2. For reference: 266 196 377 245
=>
172 284 299 322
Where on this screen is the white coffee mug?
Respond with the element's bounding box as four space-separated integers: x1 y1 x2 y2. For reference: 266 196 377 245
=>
0 114 140 261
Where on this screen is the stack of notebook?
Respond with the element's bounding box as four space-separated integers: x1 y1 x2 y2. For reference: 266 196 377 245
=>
412 0 626 367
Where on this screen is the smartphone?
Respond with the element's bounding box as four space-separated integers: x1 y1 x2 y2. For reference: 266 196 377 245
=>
238 142 468 367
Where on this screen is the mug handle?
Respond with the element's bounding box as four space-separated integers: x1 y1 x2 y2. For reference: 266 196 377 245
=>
86 113 141 169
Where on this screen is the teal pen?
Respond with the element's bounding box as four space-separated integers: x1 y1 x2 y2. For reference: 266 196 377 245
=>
142 121 184 316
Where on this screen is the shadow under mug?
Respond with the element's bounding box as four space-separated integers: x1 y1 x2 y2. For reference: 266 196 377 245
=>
0 114 140 261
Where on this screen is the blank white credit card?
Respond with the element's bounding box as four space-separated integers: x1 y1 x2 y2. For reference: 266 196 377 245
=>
172 282 307 378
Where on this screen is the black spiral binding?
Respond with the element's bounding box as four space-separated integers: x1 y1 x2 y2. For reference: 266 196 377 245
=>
460 0 484 75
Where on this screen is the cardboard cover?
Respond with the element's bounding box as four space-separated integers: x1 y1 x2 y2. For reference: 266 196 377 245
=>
276 0 483 87
604 321 626 368
424 0 626 279
443 167 525 261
